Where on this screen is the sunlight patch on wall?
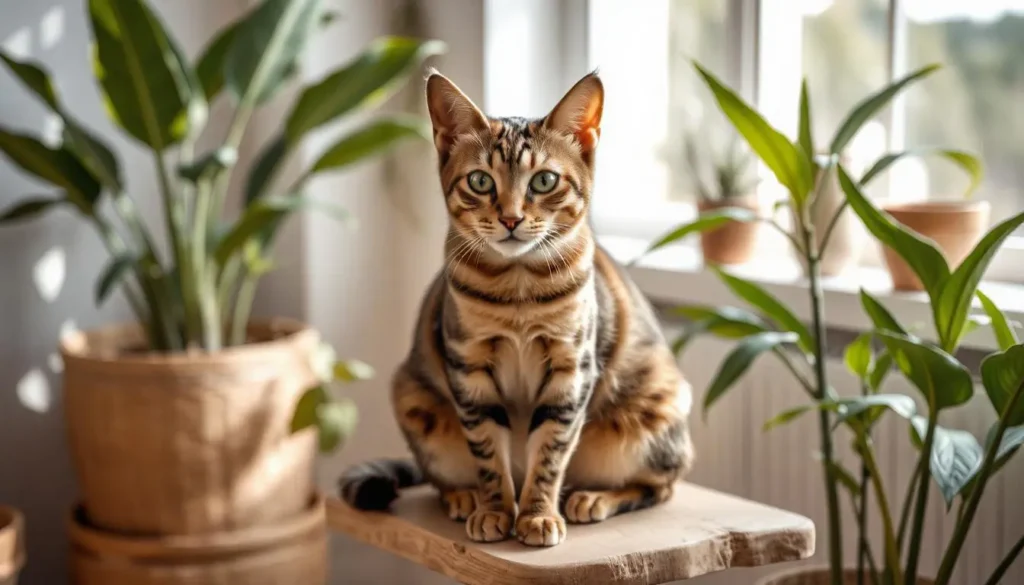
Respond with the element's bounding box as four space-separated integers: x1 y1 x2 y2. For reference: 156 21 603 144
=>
2 26 32 58
39 6 65 50
42 114 64 148
48 352 64 374
17 368 52 413
33 246 66 303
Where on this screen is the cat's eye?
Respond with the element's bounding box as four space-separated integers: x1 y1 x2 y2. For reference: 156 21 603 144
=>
467 171 494 194
529 171 559 194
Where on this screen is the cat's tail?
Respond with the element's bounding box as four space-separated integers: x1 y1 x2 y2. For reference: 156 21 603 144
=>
338 458 425 511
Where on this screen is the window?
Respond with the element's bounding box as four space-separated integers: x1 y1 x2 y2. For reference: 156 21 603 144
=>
580 0 1024 283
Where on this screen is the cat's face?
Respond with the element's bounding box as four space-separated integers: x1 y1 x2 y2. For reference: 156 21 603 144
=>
426 72 603 259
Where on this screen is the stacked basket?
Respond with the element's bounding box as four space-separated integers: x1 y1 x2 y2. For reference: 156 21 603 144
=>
60 320 327 585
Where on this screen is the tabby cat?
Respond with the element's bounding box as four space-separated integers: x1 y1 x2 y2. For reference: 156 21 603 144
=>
339 71 695 547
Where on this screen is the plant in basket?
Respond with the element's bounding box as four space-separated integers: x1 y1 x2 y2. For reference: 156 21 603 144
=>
637 60 1024 585
0 0 443 536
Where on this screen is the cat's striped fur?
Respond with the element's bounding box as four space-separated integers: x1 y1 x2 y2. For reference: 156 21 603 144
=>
339 71 695 547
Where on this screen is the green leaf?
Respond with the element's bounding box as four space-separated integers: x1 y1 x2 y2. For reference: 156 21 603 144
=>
177 147 238 183
95 253 136 305
334 359 375 382
316 398 358 452
869 351 894 391
878 331 973 412
936 211 1024 350
989 423 1024 463
763 405 813 432
797 79 814 161
63 119 123 191
0 196 65 224
0 52 59 108
859 148 982 191
980 344 1024 426
713 268 814 353
672 305 769 338
245 135 288 205
844 333 873 379
703 331 799 419
910 416 984 506
977 290 1019 351
859 289 907 335
694 62 813 204
286 36 446 141
291 384 328 432
312 115 430 172
839 166 950 297
215 194 348 265
636 207 758 261
835 394 917 426
0 128 100 212
828 64 940 154
812 452 861 496
225 0 323 105
89 0 203 149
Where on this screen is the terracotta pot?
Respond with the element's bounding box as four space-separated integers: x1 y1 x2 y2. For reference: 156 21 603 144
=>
0 507 25 585
69 493 327 585
880 201 990 291
60 318 320 535
697 197 760 265
757 566 934 585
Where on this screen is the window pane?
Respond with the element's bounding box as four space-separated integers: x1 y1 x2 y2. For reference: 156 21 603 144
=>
901 2 1024 231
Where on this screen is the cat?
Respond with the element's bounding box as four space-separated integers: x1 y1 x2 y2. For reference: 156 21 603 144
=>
338 70 695 547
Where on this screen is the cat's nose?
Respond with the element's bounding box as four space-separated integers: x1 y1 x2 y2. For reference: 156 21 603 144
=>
499 216 524 231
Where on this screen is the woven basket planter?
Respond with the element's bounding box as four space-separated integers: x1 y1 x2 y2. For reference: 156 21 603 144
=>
69 493 327 585
61 318 320 535
0 506 25 585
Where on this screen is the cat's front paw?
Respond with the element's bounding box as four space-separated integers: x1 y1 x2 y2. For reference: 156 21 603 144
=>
515 511 566 547
442 489 478 521
466 507 514 542
564 490 614 524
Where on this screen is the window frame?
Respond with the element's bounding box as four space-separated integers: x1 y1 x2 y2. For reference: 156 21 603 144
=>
568 0 1024 285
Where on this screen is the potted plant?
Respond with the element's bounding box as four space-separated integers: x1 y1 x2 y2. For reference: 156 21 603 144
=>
679 127 762 265
0 506 24 585
0 0 443 536
639 61 1024 585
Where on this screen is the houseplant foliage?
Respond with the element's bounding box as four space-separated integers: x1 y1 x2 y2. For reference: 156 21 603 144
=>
0 0 444 451
640 62 1024 585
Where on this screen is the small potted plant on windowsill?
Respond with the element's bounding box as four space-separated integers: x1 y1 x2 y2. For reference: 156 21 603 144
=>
680 128 761 265
0 0 443 538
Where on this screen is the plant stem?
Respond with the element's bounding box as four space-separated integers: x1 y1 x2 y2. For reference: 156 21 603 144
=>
935 381 1024 584
983 532 1024 585
192 180 221 351
905 413 937 582
90 217 149 325
230 272 258 346
772 348 816 396
153 150 195 348
803 229 843 585
857 386 872 585
860 438 904 585
896 457 923 552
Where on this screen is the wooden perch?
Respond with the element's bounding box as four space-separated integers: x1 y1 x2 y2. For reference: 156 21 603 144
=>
326 482 815 584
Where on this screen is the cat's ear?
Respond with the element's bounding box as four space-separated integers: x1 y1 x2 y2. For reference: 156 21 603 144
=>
543 72 604 157
425 71 489 158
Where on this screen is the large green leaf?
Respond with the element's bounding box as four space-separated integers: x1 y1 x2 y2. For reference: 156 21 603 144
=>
878 331 973 412
637 207 758 262
859 148 982 191
713 268 814 353
839 166 950 297
989 423 1024 463
311 116 430 172
0 196 65 224
762 404 814 432
703 331 799 418
977 290 1019 351
694 62 813 204
286 36 446 141
0 53 59 108
835 393 917 426
844 332 873 379
224 0 323 106
910 416 984 506
0 128 100 212
936 211 1024 350
980 344 1024 426
828 64 940 154
672 305 769 337
869 351 894 391
245 135 288 205
860 289 907 335
797 79 814 161
95 253 136 304
89 0 203 149
215 194 348 265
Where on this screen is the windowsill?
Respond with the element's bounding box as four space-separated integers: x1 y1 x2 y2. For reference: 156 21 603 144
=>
599 234 1024 353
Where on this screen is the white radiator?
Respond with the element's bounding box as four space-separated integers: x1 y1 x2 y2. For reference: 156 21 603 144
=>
676 333 1020 585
